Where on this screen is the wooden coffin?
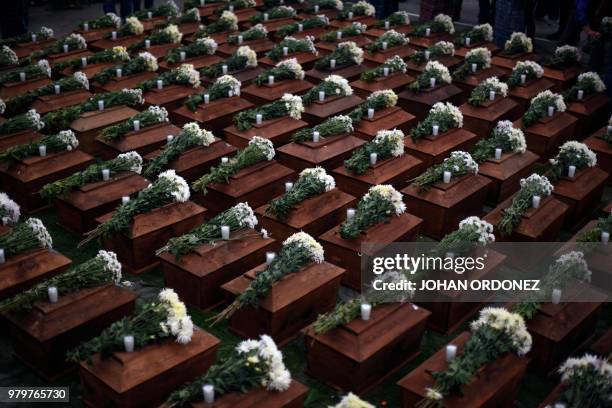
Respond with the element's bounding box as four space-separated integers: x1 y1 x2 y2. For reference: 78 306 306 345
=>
241 79 314 105
190 380 309 408
329 16 378 29
362 44 416 65
350 71 415 100
552 166 608 224
188 30 238 46
352 106 417 141
92 71 158 93
201 66 266 87
402 174 491 239
454 41 500 58
159 234 276 310
4 283 136 381
139 16 168 32
259 51 319 70
217 38 277 58
221 260 345 346
273 26 327 42
478 151 540 203
584 126 612 181
171 96 254 133
142 84 203 111
158 54 224 72
305 64 369 84
96 122 182 160
224 116 309 148
514 112 578 160
409 33 454 49
404 128 480 168
60 61 115 80
96 201 207 274
459 96 523 139
277 133 366 171
508 78 556 112
315 37 373 54
90 35 146 52
0 130 40 153
30 89 93 115
565 92 610 139
301 94 363 126
12 38 56 59
542 64 583 92
364 25 413 40
79 328 220 408
0 76 52 99
242 17 299 35
397 83 464 122
453 65 508 103
73 27 116 43
304 303 430 394
490 52 538 72
404 55 461 77
45 49 93 66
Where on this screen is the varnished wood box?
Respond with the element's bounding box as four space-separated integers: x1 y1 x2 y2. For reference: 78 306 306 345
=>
242 17 299 35
30 89 93 115
241 79 314 105
224 116 309 148
303 303 430 394
453 65 508 104
217 38 276 58
0 76 52 99
277 133 366 171
305 64 369 84
0 130 40 153
362 44 416 65
584 126 612 180
352 106 417 141
478 151 540 203
96 122 182 160
514 113 578 160
402 174 491 239
454 41 500 59
190 380 309 408
364 25 413 40
158 54 223 72
397 83 464 122
316 37 373 55
552 166 608 223
44 48 93 67
73 27 116 43
508 78 556 112
273 26 327 42
142 84 203 111
201 66 266 87
221 261 345 346
409 33 454 49
92 71 158 93
301 94 364 126
96 201 207 274
4 284 136 381
542 64 583 92
566 92 610 139
259 51 319 70
329 16 378 29
171 96 254 133
459 97 523 139
60 61 115 80
90 34 146 52
350 71 415 100
490 52 538 72
404 128 480 168
404 55 461 77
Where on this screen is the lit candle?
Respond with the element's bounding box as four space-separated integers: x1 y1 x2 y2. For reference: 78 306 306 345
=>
222 64 228 74
111 31 117 40
63 44 69 53
346 208 355 220
157 80 163 90
147 11 153 19
221 156 229 164
360 303 372 320
471 63 477 73
116 68 122 78
38 144 47 157
238 35 243 44
314 4 319 12
47 286 59 303
367 108 374 119
180 51 186 62
443 170 451 183
122 196 130 204
382 41 388 50
256 113 263 125
429 77 436 88
123 335 135 352
98 99 105 111
383 67 389 76
577 89 584 100
0 248 5 264
268 75 275 85
432 124 439 136
54 84 61 94
336 31 343 40
263 13 269 21
298 23 303 32
494 148 502 160
221 225 230 240
330 59 336 69
445 344 457 362
547 106 555 117
133 120 140 132
520 74 526 85
266 251 276 265
318 91 325 102
384 20 389 29
19 72 26 82
348 11 354 19
102 168 110 181
370 152 378 166
601 231 610 244
551 288 562 304
283 46 288 56
81 57 88 67
425 27 431 37
145 39 151 49
202 384 214 404
312 131 320 142
465 37 471 46
31 34 37 43
167 134 174 143
285 182 293 192
204 94 210 104
489 90 496 101
83 22 89 31
424 50 430 60
567 165 576 178
532 195 541 209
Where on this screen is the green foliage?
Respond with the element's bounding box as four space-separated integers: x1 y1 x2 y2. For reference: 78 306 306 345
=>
266 37 316 61
254 64 299 86
314 44 360 70
233 99 290 131
267 171 330 220
0 62 49 86
339 191 394 239
4 75 87 116
0 132 74 166
360 55 407 82
291 115 353 143
276 16 328 38
343 133 397 175
200 54 248 79
184 79 237 111
166 40 216 64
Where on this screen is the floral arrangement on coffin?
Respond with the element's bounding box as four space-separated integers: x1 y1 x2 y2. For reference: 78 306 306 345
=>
0 130 79 166
200 45 257 79
412 13 455 37
410 40 455 65
511 251 592 319
408 60 452 92
506 60 544 87
184 0 223 8
3 72 90 116
301 74 353 105
321 22 368 43
192 136 274 193
0 59 51 86
314 41 364 71
541 141 597 181
266 36 318 62
79 169 190 246
166 37 218 64
42 88 144 133
344 128 404 175
452 47 491 80
454 23 493 45
254 58 304 86
422 307 531 407
67 288 193 364
129 24 183 52
184 74 241 110
171 7 201 24
0 193 20 225
213 231 325 321
267 167 335 220
347 89 398 123
605 115 612 145
330 393 375 408
144 122 215 178
0 217 52 258
218 0 257 12
577 213 612 243
563 71 606 102
410 101 462 142
233 93 304 130
500 31 533 56
467 76 508 106
521 90 566 127
364 30 408 54
250 5 296 24
0 26 53 48
337 1 375 20
79 12 122 30
228 24 268 45
550 354 612 408
93 51 158 85
471 120 526 162
100 105 169 142
292 114 353 143
0 109 45 136
497 173 554 235
132 0 180 19
26 33 88 63
375 11 411 28
166 335 291 407
544 45 581 69
0 250 123 313
41 151 143 199
411 150 478 191
339 184 405 239
360 55 407 82
305 0 344 13
109 16 145 38
138 63 201 91
194 11 238 38
276 15 329 38
0 46 18 68
53 46 130 75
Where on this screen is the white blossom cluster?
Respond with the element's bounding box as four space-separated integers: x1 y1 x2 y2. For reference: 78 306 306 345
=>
337 41 364 65
0 99 6 115
235 335 292 392
25 109 45 130
471 307 533 356
434 40 455 55
327 115 354 133
219 11 239 31
459 216 495 245
531 90 566 113
138 51 159 72
558 354 612 383
183 8 200 21
520 173 553 196
576 71 606 93
445 150 478 174
555 44 580 62
95 249 122 283
505 32 533 52
352 1 375 16
157 169 190 202
232 202 259 229
176 63 201 88
125 16 145 35
165 0 180 16
280 93 304 119
248 23 268 38
182 122 214 146
373 129 404 157
315 14 330 25
329 0 344 10
1 46 18 65
331 393 375 408
195 37 218 55
300 166 336 191
0 192 20 225
551 141 597 168
111 46 130 61
481 76 508 97
513 60 544 78
275 5 296 16
369 89 398 107
237 45 258 67
40 26 54 38
64 33 87 49
430 101 463 128
73 71 90 90
348 22 368 34
424 60 452 84
323 74 354 96
434 13 455 34
249 136 275 160
117 150 144 174
425 388 444 401
37 59 52 77
365 184 406 215
216 74 242 93
120 87 145 104
158 288 194 344
379 29 408 46
493 120 526 153
283 231 325 263
57 129 80 151
552 250 591 283
383 55 407 73
283 35 317 55
105 12 122 28
162 24 183 44
146 105 169 123
473 23 493 41
25 217 53 249
276 58 304 78
465 47 491 68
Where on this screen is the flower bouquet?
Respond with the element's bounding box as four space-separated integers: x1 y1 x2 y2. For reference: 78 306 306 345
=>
337 1 375 20
53 46 130 75
0 109 45 136
522 90 566 127
254 58 304 85
348 89 398 123
542 141 597 181
497 173 553 235
305 0 344 13
411 150 478 191
551 354 612 408
471 120 526 162
0 218 52 258
364 30 408 54
0 250 123 313
339 184 405 239
41 151 143 199
26 33 87 63
184 0 223 7
200 45 257 79
321 22 367 43
0 193 20 225
165 335 291 407
276 15 329 38
233 93 303 130
506 60 544 87
79 169 190 246
79 12 122 31
192 136 274 193
454 23 493 45
267 167 335 220
410 40 455 65
217 0 256 11
194 11 238 38
344 128 403 174
0 26 53 48
604 115 612 144
129 24 183 52
0 60 51 86
291 114 353 143
93 52 158 85
301 74 353 105
184 74 241 110
314 41 364 70
563 71 606 102
107 16 144 39
137 63 201 91
360 55 407 82
0 46 18 68
170 7 201 24
543 45 581 69
330 393 375 408
227 24 268 45
452 47 491 80
375 11 411 29
214 231 324 321
144 122 215 178
0 129 79 166
577 213 612 243
266 36 317 62
410 101 462 142
408 60 452 92
422 307 531 407
412 13 455 37
250 5 296 24
166 38 218 64
100 105 169 142
132 0 180 19
67 288 193 364
467 76 508 106
500 32 532 56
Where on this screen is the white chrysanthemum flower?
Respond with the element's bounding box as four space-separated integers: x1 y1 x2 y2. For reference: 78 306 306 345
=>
365 184 406 215
430 101 463 128
373 129 404 157
117 150 143 174
369 89 398 108
323 74 354 96
481 76 508 97
327 114 354 133
219 10 239 30
434 13 455 34
379 29 408 46
183 7 200 21
162 24 183 44
276 58 304 78
237 45 258 67
473 23 493 41
434 40 455 56
331 393 375 408
459 216 495 245
215 74 242 92
64 33 87 50
352 1 375 16
121 88 145 104
424 60 452 84
146 105 169 122
176 63 201 88
236 339 260 353
126 16 145 35
73 71 89 90
553 140 597 167
157 169 190 202
1 45 18 66
249 135 275 160
531 90 566 113
37 59 51 77
182 122 215 146
25 109 45 130
471 307 532 356
576 71 606 93
280 93 304 119
195 37 218 55
558 353 611 382
513 60 544 78
505 32 533 52
425 388 443 401
138 51 159 72
40 26 54 38
0 98 6 115
465 47 491 68
555 44 580 62
111 46 130 61
445 150 478 174
520 173 554 196
232 202 258 229
493 120 526 153
283 231 324 263
57 129 79 151
0 192 20 225
299 166 336 191
106 12 122 28
337 41 364 65
25 217 53 249
96 249 122 283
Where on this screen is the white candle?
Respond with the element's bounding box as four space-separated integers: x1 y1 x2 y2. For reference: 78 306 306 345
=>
178 51 186 63
607 125 612 134
489 90 496 101
54 83 61 95
102 168 110 180
228 89 234 97
256 113 263 125
346 208 355 220
221 225 230 240
520 74 526 85
38 144 47 157
382 41 388 50
336 31 343 40
204 94 210 104
63 44 69 53
577 89 584 100
268 75 275 85
0 248 4 264
238 35 243 44
285 182 293 192
122 196 130 204
384 20 390 29
553 403 566 408
494 148 502 160
147 11 153 19
348 11 354 19
383 67 390 77
547 106 555 117
98 99 105 111
369 152 378 166
111 31 117 40
261 229 268 239
330 59 336 69
445 344 457 362
116 68 122 78
157 80 163 90
360 303 372 320
299 71 305 80
425 27 431 37
145 39 151 49
298 23 303 32
443 170 451 183
19 72 26 82
234 87 240 96
314 4 319 12
81 57 88 67
263 13 269 21
424 50 430 60
318 91 325 102
133 120 140 132
465 37 471 46
31 34 37 43
471 63 477 73
123 335 135 352
283 46 289 56
200 0 205 5
551 288 562 304
266 251 276 265
532 195 541 208
221 156 229 164
567 165 576 178
601 231 610 244
429 77 436 88
432 124 439 136
367 108 374 119
83 22 89 31
48 286 59 303
167 134 174 143
312 131 320 142
229 4 234 11
222 64 228 74
202 384 215 404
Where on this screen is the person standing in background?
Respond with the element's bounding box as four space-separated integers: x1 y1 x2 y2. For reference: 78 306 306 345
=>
370 0 397 19
494 0 526 47
104 0 154 19
133 0 155 13
1 0 28 39
478 0 496 24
